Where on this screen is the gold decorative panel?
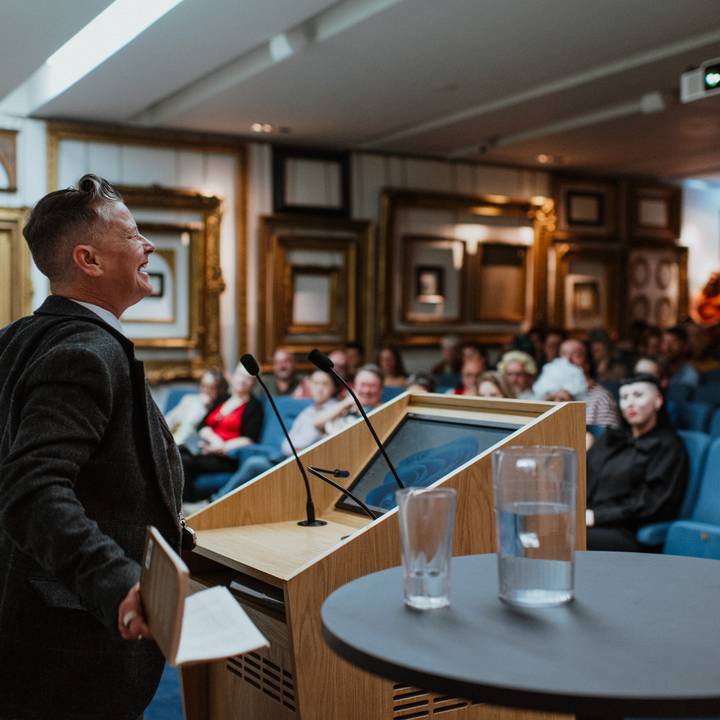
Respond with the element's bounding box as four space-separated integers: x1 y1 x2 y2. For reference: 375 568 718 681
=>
0 208 31 326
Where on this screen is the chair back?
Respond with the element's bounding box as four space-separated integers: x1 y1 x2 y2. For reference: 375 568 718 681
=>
164 387 195 414
381 386 406 403
676 430 711 518
696 383 720 408
700 369 720 385
709 407 720 438
666 382 694 404
673 401 712 432
691 437 720 526
259 397 313 448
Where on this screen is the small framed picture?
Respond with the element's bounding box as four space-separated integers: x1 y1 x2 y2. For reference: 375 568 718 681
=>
415 266 445 303
629 184 680 241
148 272 165 298
556 178 616 237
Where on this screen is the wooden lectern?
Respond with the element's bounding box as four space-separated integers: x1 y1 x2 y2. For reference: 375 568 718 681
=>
182 393 585 720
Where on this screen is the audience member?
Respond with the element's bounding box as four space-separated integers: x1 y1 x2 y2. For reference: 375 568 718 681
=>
497 350 537 399
180 363 264 500
343 341 365 381
460 341 487 369
686 322 720 373
261 347 304 396
588 333 627 381
431 334 462 378
209 370 342 501
543 328 566 364
451 358 484 396
560 339 620 427
533 357 587 402
376 344 408 387
165 369 228 444
322 364 383 433
478 371 516 399
634 356 662 380
586 374 688 551
660 325 699 388
406 372 436 393
638 326 662 359
328 349 349 380
526 326 546 365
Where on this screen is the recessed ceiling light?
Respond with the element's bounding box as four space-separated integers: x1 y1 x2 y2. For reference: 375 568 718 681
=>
251 123 276 133
536 153 554 164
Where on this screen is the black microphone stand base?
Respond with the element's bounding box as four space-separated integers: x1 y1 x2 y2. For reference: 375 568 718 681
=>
297 519 328 527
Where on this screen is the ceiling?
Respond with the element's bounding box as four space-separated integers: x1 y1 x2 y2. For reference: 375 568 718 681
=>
2 0 720 181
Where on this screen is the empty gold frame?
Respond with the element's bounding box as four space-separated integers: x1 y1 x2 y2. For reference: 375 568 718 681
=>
258 215 374 367
0 208 32 326
116 185 225 382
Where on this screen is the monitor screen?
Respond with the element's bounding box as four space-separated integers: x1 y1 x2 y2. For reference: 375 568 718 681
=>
337 414 518 515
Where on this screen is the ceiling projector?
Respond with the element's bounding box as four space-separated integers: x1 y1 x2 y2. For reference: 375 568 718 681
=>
680 57 720 103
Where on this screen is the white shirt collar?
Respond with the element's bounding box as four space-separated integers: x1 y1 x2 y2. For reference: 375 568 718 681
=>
68 299 125 336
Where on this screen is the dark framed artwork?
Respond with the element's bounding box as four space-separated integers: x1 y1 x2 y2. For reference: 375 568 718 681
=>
148 272 165 298
415 265 445 303
629 184 681 241
272 146 350 216
556 178 616 237
474 243 527 323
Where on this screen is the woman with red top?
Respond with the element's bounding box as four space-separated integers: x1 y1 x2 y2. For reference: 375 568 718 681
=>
181 363 264 499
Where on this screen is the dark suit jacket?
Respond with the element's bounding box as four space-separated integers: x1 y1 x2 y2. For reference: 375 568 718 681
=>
0 296 184 720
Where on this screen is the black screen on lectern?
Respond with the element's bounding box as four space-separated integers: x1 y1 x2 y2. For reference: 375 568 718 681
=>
337 414 518 515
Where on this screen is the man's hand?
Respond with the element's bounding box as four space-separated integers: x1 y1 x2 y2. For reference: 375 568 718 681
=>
117 582 153 641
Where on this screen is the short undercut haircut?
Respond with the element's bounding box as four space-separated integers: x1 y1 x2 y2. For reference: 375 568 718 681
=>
23 174 122 282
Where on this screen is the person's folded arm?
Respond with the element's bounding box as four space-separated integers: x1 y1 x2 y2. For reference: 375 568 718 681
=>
0 345 139 632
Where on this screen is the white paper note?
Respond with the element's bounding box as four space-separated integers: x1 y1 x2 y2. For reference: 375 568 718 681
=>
174 585 269 665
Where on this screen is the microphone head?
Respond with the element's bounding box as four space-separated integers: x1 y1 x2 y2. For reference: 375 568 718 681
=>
333 469 350 478
308 349 334 372
240 353 260 376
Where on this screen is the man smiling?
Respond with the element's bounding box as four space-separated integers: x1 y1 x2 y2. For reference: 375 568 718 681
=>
0 175 184 720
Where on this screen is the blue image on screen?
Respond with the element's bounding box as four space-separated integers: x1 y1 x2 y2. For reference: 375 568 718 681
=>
338 415 516 515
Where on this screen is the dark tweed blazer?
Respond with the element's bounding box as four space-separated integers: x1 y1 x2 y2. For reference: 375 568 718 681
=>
0 296 184 720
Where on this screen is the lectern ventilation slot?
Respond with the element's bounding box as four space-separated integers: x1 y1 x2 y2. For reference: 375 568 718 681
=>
227 652 296 711
392 684 476 718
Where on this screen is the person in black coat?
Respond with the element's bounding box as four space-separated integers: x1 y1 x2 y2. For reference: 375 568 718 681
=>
0 175 184 720
586 373 688 551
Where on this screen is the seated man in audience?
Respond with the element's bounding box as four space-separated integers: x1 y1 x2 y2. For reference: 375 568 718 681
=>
588 330 627 381
343 341 365 382
431 334 462 380
260 347 304 396
450 358 485 396
321 364 383 434
497 350 537 399
634 356 662 380
586 374 688 551
164 368 228 444
560 339 620 427
660 325 700 388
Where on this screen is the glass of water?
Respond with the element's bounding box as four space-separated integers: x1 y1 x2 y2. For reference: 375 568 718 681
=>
396 487 457 610
492 446 577 607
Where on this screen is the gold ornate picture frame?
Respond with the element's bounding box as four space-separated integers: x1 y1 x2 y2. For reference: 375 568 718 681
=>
0 207 32 325
116 185 225 382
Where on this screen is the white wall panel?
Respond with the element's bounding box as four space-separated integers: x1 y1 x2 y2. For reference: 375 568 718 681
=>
88 142 121 182
59 140 88 187
176 150 205 190
404 158 453 192
120 146 175 186
453 163 475 195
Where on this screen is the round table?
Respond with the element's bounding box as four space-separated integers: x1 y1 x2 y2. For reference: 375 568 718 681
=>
321 552 720 719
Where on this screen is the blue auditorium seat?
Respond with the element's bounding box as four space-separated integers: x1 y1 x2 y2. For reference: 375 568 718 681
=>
637 430 710 548
381 386 406 403
700 369 720 385
666 382 694 404
670 401 712 432
163 387 194 414
709 407 720 437
663 436 720 560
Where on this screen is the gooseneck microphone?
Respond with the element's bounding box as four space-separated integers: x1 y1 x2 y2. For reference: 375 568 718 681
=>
240 353 326 527
308 349 404 489
307 467 378 520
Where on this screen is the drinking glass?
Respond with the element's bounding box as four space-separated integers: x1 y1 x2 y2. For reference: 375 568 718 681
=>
396 487 457 610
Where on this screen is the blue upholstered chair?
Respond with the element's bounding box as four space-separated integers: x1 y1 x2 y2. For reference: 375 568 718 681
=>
696 383 720 409
663 436 720 560
163 387 195 414
669 401 712 432
193 397 313 498
700 369 720 385
381 386 406 403
636 430 710 548
666 382 694 404
709 408 720 438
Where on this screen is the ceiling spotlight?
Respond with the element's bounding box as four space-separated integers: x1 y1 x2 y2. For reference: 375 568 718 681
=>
251 122 274 133
536 153 554 164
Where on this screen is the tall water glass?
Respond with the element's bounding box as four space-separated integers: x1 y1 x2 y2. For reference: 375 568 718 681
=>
492 446 576 607
396 487 457 610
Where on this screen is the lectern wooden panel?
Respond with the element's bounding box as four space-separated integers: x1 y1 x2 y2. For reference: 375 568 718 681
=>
182 394 584 720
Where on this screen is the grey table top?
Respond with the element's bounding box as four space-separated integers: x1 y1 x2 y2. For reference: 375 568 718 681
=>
321 552 720 717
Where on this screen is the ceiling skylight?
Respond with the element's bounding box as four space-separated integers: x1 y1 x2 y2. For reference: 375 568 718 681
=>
44 0 183 99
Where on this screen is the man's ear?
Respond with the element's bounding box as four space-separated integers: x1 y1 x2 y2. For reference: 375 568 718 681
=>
72 244 103 277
